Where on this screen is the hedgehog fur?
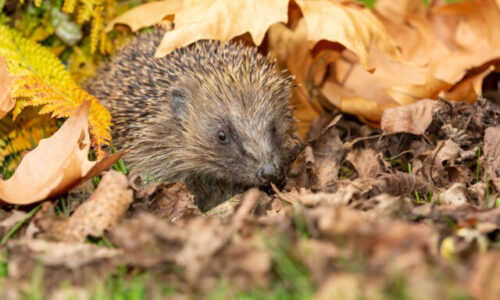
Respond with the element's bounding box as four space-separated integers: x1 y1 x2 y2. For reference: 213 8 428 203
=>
86 29 301 210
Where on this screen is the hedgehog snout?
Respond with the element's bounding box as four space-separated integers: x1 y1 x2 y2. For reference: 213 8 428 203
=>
256 163 278 185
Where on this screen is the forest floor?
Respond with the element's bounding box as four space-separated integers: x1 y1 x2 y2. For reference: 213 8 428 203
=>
1 96 499 300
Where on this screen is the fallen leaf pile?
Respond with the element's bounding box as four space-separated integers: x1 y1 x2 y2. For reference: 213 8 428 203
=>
109 0 500 135
0 95 498 299
0 0 500 299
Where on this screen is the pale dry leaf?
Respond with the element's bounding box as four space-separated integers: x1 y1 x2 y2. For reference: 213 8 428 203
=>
484 127 500 178
440 183 468 205
316 274 362 300
381 99 439 135
327 178 372 206
154 0 289 57
0 210 27 236
9 239 121 269
106 0 181 31
295 0 401 71
0 56 16 119
63 171 133 242
0 101 121 205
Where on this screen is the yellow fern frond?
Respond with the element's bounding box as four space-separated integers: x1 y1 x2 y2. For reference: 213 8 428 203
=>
62 0 77 14
99 24 112 54
77 0 94 24
90 6 103 54
0 23 111 158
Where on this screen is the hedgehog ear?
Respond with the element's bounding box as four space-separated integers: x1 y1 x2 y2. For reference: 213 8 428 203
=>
170 88 187 120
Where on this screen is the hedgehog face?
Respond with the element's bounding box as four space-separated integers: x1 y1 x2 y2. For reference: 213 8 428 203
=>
169 58 294 187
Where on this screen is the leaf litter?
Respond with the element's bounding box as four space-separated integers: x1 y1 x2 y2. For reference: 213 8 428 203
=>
0 95 497 299
1 0 500 299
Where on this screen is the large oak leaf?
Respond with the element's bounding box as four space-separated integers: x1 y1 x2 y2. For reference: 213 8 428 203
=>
0 101 121 205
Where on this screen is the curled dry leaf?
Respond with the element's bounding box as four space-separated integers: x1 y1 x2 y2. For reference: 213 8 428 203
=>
63 171 133 242
295 0 401 71
372 172 428 197
0 101 121 205
0 56 15 119
109 0 401 72
381 99 440 135
153 0 289 58
430 0 500 84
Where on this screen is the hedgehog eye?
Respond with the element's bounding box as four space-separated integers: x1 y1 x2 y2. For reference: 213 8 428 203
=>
271 124 277 134
217 130 229 145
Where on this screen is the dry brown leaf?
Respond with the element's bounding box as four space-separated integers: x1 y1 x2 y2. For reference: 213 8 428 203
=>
110 213 186 267
484 127 500 178
63 171 133 242
440 183 468 205
315 274 362 300
0 101 121 205
372 172 428 197
0 210 26 237
8 239 121 288
381 99 439 135
322 0 499 123
430 0 500 83
346 148 381 178
321 47 449 124
468 251 500 300
374 0 427 22
443 66 496 103
308 124 344 191
0 56 15 119
295 0 401 71
154 0 288 57
267 20 324 138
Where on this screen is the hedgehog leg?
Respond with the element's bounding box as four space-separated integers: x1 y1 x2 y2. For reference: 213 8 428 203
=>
185 177 246 211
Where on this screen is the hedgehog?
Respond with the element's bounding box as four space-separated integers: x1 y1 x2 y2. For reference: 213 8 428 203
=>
86 29 301 211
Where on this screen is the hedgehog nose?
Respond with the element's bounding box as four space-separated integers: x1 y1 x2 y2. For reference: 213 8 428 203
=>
257 164 278 185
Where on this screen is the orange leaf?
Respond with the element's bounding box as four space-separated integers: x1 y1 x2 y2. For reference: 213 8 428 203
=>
295 0 401 71
0 101 121 205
